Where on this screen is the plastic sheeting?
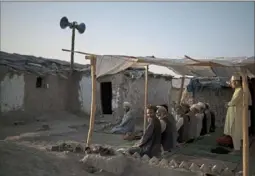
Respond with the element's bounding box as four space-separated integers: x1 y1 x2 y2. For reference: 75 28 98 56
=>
94 55 255 78
95 55 147 78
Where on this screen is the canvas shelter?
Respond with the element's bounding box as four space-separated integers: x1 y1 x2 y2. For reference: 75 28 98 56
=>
62 49 255 176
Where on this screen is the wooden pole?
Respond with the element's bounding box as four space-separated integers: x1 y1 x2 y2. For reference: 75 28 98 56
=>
143 65 149 133
167 79 172 113
70 25 76 74
178 76 185 104
241 71 249 176
86 55 97 146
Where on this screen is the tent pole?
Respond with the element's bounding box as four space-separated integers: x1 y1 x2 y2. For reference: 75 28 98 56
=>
143 65 149 133
86 55 97 146
178 76 185 104
241 71 249 176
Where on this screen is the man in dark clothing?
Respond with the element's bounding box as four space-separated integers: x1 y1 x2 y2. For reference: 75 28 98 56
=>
205 103 216 133
156 105 177 152
128 105 162 158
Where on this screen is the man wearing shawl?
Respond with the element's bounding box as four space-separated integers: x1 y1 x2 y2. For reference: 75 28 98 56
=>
111 102 136 134
128 105 161 157
156 105 177 151
221 75 252 151
175 103 191 143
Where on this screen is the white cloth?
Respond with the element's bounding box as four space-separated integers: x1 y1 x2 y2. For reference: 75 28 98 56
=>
95 55 137 78
176 117 184 131
123 101 131 108
224 87 252 150
159 119 166 133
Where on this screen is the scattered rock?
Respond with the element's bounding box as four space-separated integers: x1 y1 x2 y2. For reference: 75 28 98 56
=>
221 168 233 176
141 154 150 162
36 124 50 131
200 164 210 173
50 142 85 153
13 121 25 126
189 163 200 172
132 152 141 159
169 159 178 168
158 159 169 167
179 161 189 170
211 165 221 174
149 156 159 165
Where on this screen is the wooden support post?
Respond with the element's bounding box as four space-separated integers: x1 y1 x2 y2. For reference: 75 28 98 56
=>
144 65 149 133
178 76 185 105
241 71 249 176
86 55 97 146
167 79 172 113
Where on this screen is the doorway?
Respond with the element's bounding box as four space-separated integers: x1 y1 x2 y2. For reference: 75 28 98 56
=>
100 82 112 114
248 78 255 136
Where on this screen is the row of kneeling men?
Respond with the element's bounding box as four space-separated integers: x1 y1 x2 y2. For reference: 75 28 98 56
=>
111 102 216 158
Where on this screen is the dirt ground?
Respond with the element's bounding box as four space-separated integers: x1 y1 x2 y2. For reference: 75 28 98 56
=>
0 112 133 176
1 111 254 176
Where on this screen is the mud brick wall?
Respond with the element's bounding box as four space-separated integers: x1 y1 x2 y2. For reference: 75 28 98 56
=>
193 88 233 127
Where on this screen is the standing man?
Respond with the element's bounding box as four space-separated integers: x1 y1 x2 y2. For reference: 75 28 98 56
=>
223 75 251 152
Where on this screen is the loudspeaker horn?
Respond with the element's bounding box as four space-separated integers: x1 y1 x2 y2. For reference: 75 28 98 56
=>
60 16 71 29
76 23 86 34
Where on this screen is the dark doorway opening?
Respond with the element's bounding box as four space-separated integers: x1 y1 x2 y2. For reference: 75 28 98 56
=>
249 78 255 136
36 77 43 88
100 82 112 114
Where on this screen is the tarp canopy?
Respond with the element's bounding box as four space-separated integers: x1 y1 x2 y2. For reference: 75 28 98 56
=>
94 54 255 78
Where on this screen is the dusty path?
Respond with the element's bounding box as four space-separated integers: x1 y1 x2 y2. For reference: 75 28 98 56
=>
0 112 130 176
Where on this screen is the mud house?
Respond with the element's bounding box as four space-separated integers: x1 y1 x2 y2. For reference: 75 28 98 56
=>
0 51 90 124
70 67 173 121
0 51 173 124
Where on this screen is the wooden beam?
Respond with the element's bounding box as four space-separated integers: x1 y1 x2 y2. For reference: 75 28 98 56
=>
86 55 97 146
178 76 185 104
184 55 201 62
241 70 249 176
143 65 149 133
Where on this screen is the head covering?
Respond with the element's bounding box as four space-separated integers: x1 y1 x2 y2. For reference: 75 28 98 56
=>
231 75 242 81
156 106 168 119
180 103 190 113
156 106 167 113
123 101 131 108
190 104 200 112
205 103 210 109
197 102 206 110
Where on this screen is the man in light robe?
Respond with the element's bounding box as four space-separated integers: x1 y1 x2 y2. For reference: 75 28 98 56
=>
222 75 252 152
111 102 136 134
188 104 202 139
197 102 211 136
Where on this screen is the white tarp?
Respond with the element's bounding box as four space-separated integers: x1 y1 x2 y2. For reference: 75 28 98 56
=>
96 55 137 78
94 54 255 78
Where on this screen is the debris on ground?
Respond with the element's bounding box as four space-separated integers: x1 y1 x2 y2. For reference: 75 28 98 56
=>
49 141 84 153
85 144 116 156
36 124 50 131
13 121 25 126
0 140 92 176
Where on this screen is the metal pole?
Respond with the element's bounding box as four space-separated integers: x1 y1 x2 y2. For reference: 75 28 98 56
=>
70 23 75 73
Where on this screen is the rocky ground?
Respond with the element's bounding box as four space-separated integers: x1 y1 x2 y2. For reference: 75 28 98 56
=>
0 112 134 176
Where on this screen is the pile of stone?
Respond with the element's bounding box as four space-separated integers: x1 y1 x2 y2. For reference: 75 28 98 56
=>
85 145 115 156
81 151 243 176
50 142 84 153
